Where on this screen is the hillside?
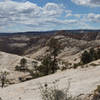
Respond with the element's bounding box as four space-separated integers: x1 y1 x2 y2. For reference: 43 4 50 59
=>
0 31 100 100
0 30 100 56
0 51 40 84
0 61 100 100
26 34 100 65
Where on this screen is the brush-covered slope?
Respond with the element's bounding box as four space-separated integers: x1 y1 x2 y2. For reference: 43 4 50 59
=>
27 34 100 65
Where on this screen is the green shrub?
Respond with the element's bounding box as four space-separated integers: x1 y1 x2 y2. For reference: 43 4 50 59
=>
81 50 92 64
81 48 100 65
15 58 27 72
15 65 20 71
89 48 98 61
20 58 27 66
37 54 59 76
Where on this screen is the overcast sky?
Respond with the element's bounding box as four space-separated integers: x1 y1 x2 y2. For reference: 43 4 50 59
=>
0 0 100 32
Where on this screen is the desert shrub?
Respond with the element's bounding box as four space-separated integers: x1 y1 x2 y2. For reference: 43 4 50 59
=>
73 62 82 69
37 55 53 76
73 63 79 69
97 48 100 59
15 58 27 72
26 68 40 78
0 97 2 100
15 65 21 71
61 65 67 71
92 85 100 100
20 58 27 69
95 85 100 92
18 75 33 82
60 61 72 70
81 50 92 64
37 53 60 76
39 81 80 100
0 70 10 87
89 48 98 61
74 58 77 61
90 63 98 67
81 48 100 65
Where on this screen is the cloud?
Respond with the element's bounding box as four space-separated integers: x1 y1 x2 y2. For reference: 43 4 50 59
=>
0 0 99 32
65 13 81 18
43 3 64 17
0 0 79 32
87 13 100 22
71 0 100 7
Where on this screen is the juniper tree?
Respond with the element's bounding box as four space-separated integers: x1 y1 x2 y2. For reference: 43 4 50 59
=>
48 37 61 73
89 48 97 60
20 58 27 71
37 54 52 75
81 50 91 64
97 48 100 59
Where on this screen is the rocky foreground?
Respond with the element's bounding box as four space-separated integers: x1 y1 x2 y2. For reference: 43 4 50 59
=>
0 63 100 100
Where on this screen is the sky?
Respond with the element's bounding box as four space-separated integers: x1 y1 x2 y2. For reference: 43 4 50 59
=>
0 0 100 32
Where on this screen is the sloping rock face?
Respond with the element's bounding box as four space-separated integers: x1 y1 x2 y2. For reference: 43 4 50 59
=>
0 51 40 84
27 34 100 66
0 33 51 55
0 64 100 100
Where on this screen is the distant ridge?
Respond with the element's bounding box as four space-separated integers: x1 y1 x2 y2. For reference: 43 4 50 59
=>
0 31 57 36
0 29 100 36
0 29 99 55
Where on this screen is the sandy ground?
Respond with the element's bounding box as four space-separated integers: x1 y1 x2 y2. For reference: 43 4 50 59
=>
0 65 100 100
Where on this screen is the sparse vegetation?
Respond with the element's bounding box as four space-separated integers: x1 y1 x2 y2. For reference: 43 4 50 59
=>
81 50 92 64
0 32 100 100
48 37 61 73
92 85 100 100
73 62 82 69
39 81 69 100
81 48 100 64
39 81 81 100
37 54 52 76
97 48 100 59
35 37 61 77
20 58 27 71
89 63 99 67
15 58 27 72
0 70 9 88
89 48 98 61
